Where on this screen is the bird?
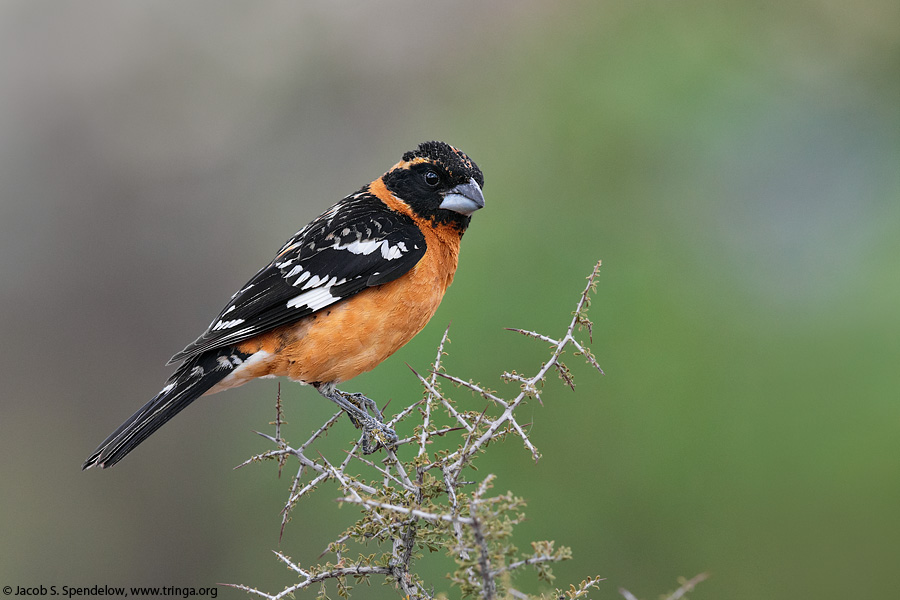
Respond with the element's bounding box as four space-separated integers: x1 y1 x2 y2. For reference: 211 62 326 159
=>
83 141 484 469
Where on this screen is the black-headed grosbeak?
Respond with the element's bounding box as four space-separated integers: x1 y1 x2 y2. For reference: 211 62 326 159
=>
83 141 484 469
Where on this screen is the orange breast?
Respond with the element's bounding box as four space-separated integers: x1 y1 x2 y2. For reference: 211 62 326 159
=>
228 221 462 387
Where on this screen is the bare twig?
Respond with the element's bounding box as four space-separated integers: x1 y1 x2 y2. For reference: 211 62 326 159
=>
619 572 709 600
664 572 710 600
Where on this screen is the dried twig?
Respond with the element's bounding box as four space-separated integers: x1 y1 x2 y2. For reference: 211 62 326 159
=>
619 572 709 600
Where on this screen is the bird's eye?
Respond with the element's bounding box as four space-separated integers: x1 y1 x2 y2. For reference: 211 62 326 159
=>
423 170 440 187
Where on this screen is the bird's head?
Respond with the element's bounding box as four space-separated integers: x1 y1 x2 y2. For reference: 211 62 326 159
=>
381 141 485 231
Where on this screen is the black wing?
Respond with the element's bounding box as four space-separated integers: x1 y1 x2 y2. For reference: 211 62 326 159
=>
168 191 426 364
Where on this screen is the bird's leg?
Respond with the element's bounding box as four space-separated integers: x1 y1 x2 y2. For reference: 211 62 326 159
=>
314 384 397 454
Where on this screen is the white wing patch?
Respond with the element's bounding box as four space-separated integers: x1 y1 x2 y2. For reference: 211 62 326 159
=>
292 270 312 287
301 274 326 290
340 239 381 255
286 286 341 311
335 239 408 260
212 318 246 331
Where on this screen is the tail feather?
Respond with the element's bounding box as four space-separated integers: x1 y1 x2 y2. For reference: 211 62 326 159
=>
83 348 251 469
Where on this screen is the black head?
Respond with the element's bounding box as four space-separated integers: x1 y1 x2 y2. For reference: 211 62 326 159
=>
382 141 485 230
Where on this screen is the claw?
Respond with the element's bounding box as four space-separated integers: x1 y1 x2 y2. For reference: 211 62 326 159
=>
343 392 384 422
361 422 398 454
315 385 395 453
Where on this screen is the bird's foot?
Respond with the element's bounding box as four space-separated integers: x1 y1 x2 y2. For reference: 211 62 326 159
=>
317 386 397 454
341 392 383 423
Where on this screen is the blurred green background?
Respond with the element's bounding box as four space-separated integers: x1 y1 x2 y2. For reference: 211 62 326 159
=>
1 1 898 598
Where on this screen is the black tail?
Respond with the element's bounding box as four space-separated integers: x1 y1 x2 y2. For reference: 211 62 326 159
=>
82 348 251 469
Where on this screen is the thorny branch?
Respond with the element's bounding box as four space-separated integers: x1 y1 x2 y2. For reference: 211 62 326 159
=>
226 260 702 600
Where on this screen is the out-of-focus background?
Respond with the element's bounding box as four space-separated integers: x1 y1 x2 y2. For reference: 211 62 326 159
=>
1 1 898 598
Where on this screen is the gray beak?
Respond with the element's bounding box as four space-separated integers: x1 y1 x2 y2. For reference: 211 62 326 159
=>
439 178 485 215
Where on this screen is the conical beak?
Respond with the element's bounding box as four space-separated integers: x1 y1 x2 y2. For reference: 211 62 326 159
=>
439 178 485 215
